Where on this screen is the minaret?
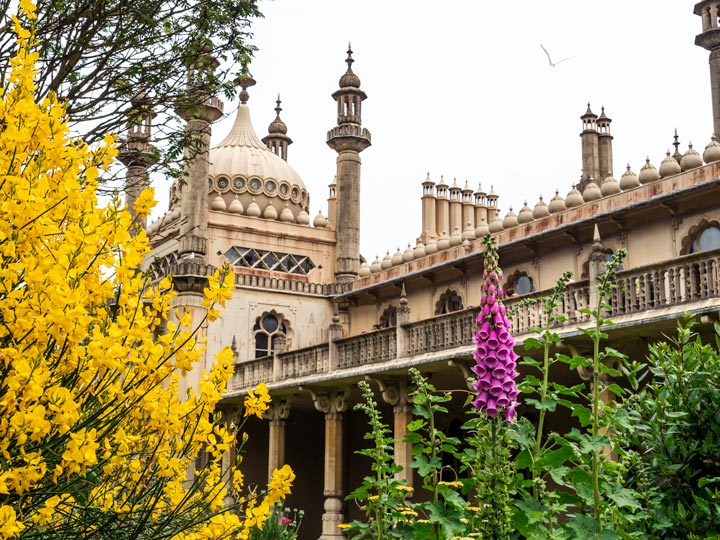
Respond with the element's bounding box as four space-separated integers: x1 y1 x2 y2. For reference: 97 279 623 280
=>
175 44 224 261
695 1 720 136
579 103 600 192
597 106 614 181
420 173 437 243
118 91 157 234
262 94 293 160
326 44 372 283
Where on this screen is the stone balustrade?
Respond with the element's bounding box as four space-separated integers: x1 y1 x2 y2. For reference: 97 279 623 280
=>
229 248 720 392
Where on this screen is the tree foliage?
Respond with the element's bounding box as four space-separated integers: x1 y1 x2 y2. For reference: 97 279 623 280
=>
0 5 291 539
0 0 262 180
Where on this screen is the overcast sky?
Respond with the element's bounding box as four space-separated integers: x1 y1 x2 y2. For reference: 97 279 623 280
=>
198 0 711 261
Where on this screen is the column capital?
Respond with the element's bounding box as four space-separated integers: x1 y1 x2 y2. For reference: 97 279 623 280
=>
302 387 350 415
448 360 474 391
365 376 413 411
263 396 293 424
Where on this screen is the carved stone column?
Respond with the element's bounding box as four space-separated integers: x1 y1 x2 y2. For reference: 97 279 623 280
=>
328 306 344 371
370 378 414 489
308 388 349 540
396 284 410 358
264 397 292 482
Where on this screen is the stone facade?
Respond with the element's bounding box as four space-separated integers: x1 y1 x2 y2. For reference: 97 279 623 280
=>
129 5 720 539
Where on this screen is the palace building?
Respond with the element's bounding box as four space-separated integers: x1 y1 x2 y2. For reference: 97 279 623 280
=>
125 3 720 538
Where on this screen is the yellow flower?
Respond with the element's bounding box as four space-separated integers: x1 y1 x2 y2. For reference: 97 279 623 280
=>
132 187 157 218
0 505 25 537
338 523 351 530
244 382 271 418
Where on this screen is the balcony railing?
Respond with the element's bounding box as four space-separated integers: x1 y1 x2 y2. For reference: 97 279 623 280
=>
229 249 720 391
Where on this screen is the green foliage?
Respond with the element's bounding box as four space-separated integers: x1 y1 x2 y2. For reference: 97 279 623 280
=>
620 318 720 538
0 0 262 177
248 504 303 540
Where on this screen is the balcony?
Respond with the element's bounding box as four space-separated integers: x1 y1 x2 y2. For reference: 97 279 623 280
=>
227 248 720 393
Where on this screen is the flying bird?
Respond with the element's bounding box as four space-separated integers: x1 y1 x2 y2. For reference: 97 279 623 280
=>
540 44 576 68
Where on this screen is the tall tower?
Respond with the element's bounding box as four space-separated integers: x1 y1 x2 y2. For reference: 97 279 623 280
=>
597 107 614 181
579 103 600 192
262 95 293 160
326 44 372 283
175 45 224 261
695 1 720 136
119 91 157 234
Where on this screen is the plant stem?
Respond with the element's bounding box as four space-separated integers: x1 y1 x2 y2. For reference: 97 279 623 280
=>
592 315 601 518
533 320 551 501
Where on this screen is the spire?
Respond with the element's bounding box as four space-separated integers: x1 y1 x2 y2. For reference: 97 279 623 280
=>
238 63 256 105
262 93 293 160
672 128 682 163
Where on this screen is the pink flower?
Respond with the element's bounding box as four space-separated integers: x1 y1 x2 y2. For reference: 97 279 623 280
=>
472 236 519 423
281 517 293 525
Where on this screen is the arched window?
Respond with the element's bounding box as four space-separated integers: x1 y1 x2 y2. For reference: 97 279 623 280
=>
435 289 464 315
681 219 720 254
504 270 535 297
253 312 289 359
379 305 397 328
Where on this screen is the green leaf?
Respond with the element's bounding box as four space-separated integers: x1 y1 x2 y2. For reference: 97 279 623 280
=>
607 487 641 509
407 419 425 431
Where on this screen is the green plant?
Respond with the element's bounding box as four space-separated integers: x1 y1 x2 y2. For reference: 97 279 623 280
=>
620 318 720 539
248 504 303 540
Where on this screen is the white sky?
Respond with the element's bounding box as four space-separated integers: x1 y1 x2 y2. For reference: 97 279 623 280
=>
192 0 712 261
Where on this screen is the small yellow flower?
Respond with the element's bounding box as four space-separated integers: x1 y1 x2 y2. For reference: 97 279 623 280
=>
338 523 351 530
243 382 271 418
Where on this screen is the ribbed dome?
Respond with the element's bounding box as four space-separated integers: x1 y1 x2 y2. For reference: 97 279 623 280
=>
582 180 602 202
517 202 534 224
502 208 519 228
533 196 550 218
370 255 382 273
638 157 660 184
659 150 682 178
680 143 703 171
548 191 566 213
208 104 308 218
565 187 584 208
313 211 327 228
704 135 720 163
620 164 640 190
600 174 621 196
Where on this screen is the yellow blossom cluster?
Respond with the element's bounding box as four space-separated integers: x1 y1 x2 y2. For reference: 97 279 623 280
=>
0 3 292 539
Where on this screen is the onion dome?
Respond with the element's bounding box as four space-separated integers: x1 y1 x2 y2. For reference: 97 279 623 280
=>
533 196 550 218
704 135 720 163
296 209 310 225
548 190 566 213
279 204 294 223
638 157 660 184
488 215 504 233
413 241 426 259
267 95 288 135
681 143 703 171
381 251 393 270
208 81 307 220
619 164 640 190
502 207 519 228
600 174 621 196
211 194 227 211
370 255 382 273
391 247 403 266
339 44 361 88
565 186 584 208
582 179 602 202
246 198 261 217
402 243 415 262
462 222 476 241
263 202 278 220
437 232 451 250
358 261 371 277
313 210 327 228
475 218 490 238
449 226 463 246
228 195 244 214
659 150 682 178
517 201 534 224
425 238 438 255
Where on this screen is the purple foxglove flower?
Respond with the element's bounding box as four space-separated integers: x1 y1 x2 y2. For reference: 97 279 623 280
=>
472 236 519 422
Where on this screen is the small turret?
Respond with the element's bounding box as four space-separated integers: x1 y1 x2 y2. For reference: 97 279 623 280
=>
262 95 293 161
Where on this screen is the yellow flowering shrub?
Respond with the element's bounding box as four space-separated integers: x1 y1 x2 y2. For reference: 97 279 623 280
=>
0 3 291 539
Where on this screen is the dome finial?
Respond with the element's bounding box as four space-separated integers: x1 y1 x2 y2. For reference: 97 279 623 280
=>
346 42 354 69
237 62 256 105
275 94 282 116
